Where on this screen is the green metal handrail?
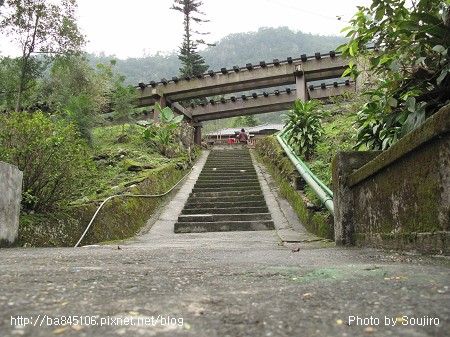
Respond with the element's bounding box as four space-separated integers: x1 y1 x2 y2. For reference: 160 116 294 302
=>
276 130 334 215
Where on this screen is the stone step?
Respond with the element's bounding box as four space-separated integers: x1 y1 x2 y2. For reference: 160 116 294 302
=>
194 181 261 189
185 200 267 209
174 148 274 234
192 186 261 192
178 213 272 223
196 177 259 182
187 195 265 204
200 168 256 173
204 162 253 165
174 220 275 233
181 206 270 215
190 190 262 198
198 175 256 180
203 161 254 165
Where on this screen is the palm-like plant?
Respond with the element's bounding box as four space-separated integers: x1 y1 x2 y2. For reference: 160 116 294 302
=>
283 100 325 160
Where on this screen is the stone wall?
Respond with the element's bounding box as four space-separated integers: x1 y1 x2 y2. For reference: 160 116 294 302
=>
255 137 334 239
332 104 450 254
0 162 23 247
19 163 190 247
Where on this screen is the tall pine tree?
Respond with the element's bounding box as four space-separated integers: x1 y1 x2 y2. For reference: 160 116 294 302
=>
171 0 213 77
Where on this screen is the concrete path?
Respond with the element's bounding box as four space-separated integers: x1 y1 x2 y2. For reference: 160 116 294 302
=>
0 150 449 337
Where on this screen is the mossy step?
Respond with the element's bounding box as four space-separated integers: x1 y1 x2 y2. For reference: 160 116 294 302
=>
174 220 275 233
177 213 272 222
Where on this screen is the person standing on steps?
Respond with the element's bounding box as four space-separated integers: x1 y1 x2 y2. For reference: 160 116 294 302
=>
238 128 248 144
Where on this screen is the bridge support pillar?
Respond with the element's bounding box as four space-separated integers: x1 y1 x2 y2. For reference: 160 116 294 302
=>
192 122 202 145
295 75 308 102
153 95 166 122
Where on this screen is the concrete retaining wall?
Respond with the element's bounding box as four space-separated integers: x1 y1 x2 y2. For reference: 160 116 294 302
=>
332 104 450 254
255 137 334 239
0 162 23 247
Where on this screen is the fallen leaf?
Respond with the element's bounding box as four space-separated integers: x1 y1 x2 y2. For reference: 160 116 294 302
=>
384 276 408 280
303 292 314 297
336 319 344 325
129 311 139 316
396 317 406 323
364 327 376 333
61 301 69 306
52 327 66 334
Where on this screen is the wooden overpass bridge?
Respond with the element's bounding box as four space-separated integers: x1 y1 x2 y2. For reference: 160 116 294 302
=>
136 51 357 143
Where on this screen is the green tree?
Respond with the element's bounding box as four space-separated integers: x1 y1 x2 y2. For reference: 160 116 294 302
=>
0 56 45 110
171 0 213 77
232 115 259 128
0 0 85 110
96 60 138 136
339 0 450 150
0 111 94 212
39 55 112 142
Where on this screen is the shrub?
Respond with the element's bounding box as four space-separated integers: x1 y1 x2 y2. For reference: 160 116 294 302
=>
0 111 95 212
283 100 325 159
339 0 450 150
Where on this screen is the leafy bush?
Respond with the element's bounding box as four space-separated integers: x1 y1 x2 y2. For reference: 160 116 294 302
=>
283 100 325 159
0 111 95 212
339 0 450 150
143 103 184 155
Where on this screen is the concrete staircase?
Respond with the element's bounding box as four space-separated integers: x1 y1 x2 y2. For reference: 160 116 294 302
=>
174 149 275 233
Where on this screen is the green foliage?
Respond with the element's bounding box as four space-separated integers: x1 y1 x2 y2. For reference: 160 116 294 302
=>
0 0 85 110
143 103 184 155
97 60 138 135
62 94 96 143
43 55 111 112
338 0 450 150
0 111 95 212
0 56 45 109
156 102 185 125
283 100 325 160
232 115 260 128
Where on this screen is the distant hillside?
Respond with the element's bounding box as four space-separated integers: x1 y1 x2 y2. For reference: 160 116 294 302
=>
203 27 348 70
87 27 348 86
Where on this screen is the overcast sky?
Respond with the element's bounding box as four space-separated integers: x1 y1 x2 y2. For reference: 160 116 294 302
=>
1 0 373 59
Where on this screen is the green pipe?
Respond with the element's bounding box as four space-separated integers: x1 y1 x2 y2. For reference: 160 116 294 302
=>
276 133 334 215
279 131 333 197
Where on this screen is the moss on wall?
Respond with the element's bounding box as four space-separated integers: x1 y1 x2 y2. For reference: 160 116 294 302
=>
18 162 190 247
255 136 333 239
333 104 450 254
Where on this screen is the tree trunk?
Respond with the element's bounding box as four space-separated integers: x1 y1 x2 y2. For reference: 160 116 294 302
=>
15 56 28 111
